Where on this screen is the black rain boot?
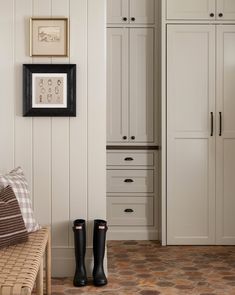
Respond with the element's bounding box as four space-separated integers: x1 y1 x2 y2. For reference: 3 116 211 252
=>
73 219 88 287
93 219 108 286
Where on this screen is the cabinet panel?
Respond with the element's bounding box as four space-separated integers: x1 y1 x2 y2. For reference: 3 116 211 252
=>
107 170 154 193
129 0 155 24
217 0 235 20
107 151 154 166
107 28 129 142
167 0 215 20
167 25 216 245
107 196 154 226
216 26 235 244
107 0 129 24
130 28 154 143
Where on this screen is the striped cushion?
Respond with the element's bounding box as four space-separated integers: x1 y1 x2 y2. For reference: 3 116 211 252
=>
0 185 28 248
0 167 40 233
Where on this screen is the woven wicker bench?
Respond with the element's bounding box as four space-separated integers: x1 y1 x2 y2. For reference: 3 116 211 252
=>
0 227 51 295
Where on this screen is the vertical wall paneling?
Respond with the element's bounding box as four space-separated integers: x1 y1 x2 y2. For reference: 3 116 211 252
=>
51 0 70 248
87 0 106 245
0 0 14 173
69 0 88 247
14 0 33 192
1 0 106 277
51 119 70 246
33 119 51 225
32 0 52 227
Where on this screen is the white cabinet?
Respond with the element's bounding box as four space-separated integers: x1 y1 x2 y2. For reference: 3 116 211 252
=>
167 25 216 245
107 0 155 24
167 0 215 20
166 24 235 245
216 26 235 244
107 28 155 144
130 29 154 143
107 29 128 142
217 0 235 20
107 150 158 240
166 0 235 20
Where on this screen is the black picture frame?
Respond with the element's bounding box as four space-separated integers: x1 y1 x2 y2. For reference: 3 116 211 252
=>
23 64 76 116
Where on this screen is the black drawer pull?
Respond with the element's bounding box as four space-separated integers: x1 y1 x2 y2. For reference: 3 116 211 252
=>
124 208 134 213
124 179 134 183
124 157 134 161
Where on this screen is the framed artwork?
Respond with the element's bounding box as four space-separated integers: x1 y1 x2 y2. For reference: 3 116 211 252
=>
23 64 76 116
30 18 69 57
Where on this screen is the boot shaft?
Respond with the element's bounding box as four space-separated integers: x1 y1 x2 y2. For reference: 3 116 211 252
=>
92 219 108 286
73 219 86 257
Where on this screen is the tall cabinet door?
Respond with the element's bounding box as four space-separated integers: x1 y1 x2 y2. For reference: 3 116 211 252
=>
217 0 235 20
107 0 129 24
167 25 216 245
129 28 154 143
167 0 216 20
216 26 235 245
107 28 129 142
129 0 155 24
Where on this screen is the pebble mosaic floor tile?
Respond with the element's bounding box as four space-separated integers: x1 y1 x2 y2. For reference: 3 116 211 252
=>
52 241 235 295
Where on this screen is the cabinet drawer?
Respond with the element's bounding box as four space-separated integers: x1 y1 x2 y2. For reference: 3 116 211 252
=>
107 170 154 193
107 197 154 226
107 152 154 166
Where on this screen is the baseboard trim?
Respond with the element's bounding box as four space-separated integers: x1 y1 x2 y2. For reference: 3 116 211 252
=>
107 229 159 240
52 248 107 278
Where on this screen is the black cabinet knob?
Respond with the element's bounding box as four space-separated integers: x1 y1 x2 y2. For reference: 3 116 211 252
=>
131 17 135 21
131 136 135 140
122 136 127 140
218 13 223 17
124 157 134 161
210 13 214 17
122 17 127 21
124 179 134 183
124 208 134 213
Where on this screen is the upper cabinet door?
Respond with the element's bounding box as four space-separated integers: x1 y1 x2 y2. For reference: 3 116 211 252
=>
217 0 235 20
107 0 129 24
167 0 216 20
129 0 155 24
129 28 154 143
107 28 129 143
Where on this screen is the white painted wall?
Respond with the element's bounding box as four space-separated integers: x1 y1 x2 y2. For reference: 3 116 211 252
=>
0 0 106 277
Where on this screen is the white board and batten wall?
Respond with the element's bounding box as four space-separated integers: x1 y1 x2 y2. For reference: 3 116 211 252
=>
162 0 235 246
0 0 106 277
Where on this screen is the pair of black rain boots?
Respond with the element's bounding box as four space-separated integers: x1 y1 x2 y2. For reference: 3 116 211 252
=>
73 219 108 287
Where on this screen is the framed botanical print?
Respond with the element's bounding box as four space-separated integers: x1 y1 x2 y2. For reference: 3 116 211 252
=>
30 18 69 57
23 64 76 116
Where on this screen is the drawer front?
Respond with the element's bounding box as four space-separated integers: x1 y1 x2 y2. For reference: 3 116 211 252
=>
107 170 154 193
107 152 154 166
107 197 154 226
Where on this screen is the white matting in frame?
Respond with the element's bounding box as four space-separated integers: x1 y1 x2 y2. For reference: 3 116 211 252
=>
32 73 67 108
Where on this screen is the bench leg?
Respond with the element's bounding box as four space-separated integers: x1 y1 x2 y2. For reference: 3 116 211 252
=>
46 230 51 295
36 257 44 295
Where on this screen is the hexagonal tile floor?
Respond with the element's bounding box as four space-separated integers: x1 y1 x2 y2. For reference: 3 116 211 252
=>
52 241 235 295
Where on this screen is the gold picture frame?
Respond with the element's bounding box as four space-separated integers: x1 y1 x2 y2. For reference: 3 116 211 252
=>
30 17 69 57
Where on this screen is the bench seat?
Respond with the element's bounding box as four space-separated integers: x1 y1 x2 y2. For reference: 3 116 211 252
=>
0 227 51 295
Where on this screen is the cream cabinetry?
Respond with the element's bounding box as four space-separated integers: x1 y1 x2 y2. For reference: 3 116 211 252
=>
106 0 158 240
166 0 235 20
107 150 159 240
216 26 235 244
107 0 155 24
167 25 216 245
107 28 155 144
165 11 235 245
